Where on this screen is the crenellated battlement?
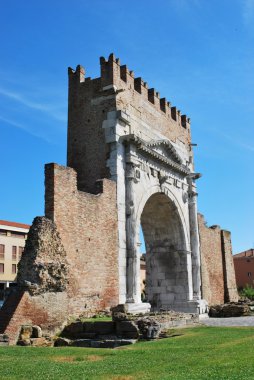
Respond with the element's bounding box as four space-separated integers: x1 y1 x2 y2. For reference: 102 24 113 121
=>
68 53 190 130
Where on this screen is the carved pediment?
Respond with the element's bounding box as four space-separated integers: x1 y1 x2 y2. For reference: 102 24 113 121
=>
122 135 190 175
145 140 183 165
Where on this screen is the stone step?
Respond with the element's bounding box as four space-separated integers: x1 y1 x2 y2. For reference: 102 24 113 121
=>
55 337 136 348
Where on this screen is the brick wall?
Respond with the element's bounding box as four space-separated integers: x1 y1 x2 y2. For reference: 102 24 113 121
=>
198 214 238 305
45 163 119 316
67 68 114 193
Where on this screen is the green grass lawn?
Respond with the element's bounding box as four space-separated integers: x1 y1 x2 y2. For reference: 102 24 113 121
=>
1 326 254 380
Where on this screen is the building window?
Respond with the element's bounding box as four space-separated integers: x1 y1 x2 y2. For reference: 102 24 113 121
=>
0 263 4 273
0 244 5 259
18 246 24 259
248 272 252 277
12 264 16 274
12 246 17 260
11 232 25 239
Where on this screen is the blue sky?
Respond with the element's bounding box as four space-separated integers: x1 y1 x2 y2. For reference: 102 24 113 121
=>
0 0 253 253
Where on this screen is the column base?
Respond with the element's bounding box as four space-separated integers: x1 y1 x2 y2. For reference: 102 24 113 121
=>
196 299 209 314
125 302 151 314
157 299 208 314
184 299 208 314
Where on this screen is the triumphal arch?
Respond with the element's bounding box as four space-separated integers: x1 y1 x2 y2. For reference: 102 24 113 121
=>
67 54 207 314
0 54 238 343
101 109 204 312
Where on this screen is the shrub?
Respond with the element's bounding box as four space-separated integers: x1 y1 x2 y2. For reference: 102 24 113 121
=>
241 285 254 300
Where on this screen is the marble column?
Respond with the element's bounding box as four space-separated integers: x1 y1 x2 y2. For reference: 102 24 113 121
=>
188 177 201 300
125 145 140 303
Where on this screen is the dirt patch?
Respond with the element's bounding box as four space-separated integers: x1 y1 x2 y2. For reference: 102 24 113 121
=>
52 356 75 363
105 376 135 380
52 354 105 363
217 335 254 348
87 355 104 362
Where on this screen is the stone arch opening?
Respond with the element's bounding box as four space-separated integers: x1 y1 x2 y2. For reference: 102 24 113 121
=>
140 192 190 311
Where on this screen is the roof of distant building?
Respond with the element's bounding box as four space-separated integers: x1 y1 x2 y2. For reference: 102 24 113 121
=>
0 220 30 230
233 249 254 258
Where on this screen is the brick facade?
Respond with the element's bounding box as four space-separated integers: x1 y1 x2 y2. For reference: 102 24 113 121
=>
233 249 254 288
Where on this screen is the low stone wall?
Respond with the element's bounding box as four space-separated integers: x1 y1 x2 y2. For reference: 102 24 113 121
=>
111 304 199 328
53 311 199 348
127 312 199 329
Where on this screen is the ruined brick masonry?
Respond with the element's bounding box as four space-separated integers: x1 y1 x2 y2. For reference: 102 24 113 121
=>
0 166 119 344
0 54 238 344
198 214 238 305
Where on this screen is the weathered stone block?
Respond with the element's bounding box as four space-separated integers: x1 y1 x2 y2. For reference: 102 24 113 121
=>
160 293 175 302
54 337 71 347
116 321 139 339
137 317 161 339
62 321 84 338
17 339 31 346
111 304 128 314
78 332 97 339
84 322 115 335
30 337 51 347
112 312 128 322
209 303 250 318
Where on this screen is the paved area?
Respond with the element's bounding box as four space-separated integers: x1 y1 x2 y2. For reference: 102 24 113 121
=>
201 316 254 327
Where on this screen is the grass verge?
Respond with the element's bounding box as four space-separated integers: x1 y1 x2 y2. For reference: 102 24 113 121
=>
1 326 254 379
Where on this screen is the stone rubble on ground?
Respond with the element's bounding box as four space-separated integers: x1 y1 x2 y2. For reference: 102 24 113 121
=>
209 302 250 318
17 324 52 346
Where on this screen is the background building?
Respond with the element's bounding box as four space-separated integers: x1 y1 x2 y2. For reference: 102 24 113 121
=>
0 220 30 305
233 249 254 289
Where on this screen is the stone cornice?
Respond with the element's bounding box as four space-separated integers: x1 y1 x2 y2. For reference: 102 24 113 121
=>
146 139 182 164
